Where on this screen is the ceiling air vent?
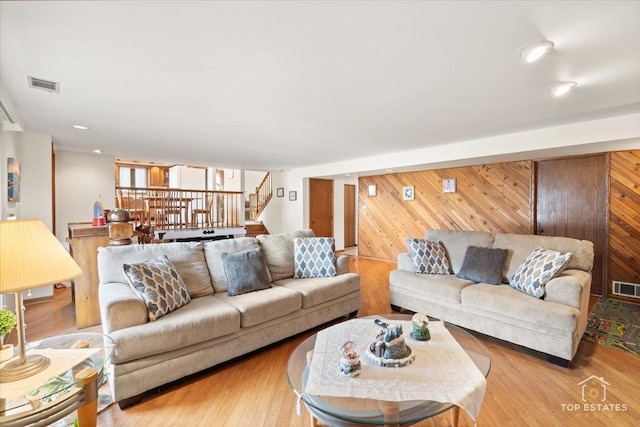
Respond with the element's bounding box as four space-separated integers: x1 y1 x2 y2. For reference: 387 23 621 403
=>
28 76 60 93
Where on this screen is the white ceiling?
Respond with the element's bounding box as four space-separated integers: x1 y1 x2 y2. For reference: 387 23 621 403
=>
1 1 639 172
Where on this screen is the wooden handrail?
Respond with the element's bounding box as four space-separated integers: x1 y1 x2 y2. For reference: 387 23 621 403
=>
254 172 272 219
115 186 244 230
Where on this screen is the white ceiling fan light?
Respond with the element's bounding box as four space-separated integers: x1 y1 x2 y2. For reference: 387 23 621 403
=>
551 81 577 97
521 40 555 63
72 125 89 130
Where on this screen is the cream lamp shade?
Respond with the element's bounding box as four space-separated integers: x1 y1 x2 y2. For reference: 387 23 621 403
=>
0 219 82 293
0 219 82 382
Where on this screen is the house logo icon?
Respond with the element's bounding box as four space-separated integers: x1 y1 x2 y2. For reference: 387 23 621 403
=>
578 375 610 402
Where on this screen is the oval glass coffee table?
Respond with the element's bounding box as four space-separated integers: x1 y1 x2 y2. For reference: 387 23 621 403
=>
0 333 115 427
287 314 491 426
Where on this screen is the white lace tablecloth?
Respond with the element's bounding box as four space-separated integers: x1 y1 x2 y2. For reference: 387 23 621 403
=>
304 319 487 422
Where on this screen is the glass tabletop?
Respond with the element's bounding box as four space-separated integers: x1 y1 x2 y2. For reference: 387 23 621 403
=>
0 333 115 417
287 314 491 426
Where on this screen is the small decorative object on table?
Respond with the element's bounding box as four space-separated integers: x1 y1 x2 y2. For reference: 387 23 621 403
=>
338 341 361 377
410 313 431 341
366 319 415 367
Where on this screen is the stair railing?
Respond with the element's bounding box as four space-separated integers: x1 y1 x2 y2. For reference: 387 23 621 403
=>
254 172 272 219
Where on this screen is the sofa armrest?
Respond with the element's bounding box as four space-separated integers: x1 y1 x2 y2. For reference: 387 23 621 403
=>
397 252 413 272
99 282 148 334
336 255 350 275
544 269 591 310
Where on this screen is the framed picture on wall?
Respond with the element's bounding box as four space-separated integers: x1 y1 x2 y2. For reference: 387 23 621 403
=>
402 185 414 201
276 187 284 197
289 191 297 201
443 178 456 194
7 157 21 202
368 184 377 197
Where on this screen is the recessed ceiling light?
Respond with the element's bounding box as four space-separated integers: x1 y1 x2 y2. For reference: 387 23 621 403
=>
521 40 554 63
72 125 89 130
92 149 103 154
551 81 577 97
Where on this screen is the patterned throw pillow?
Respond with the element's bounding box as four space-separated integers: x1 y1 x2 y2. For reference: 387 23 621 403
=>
509 247 572 298
293 237 337 278
406 238 451 275
123 255 191 321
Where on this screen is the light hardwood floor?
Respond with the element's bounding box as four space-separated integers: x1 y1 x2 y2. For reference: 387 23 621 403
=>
18 256 640 426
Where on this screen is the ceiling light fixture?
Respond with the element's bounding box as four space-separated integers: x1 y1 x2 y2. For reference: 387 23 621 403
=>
92 149 103 154
72 125 89 130
551 81 577 97
521 40 554 63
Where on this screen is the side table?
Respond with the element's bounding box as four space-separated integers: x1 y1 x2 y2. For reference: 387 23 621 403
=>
0 333 115 427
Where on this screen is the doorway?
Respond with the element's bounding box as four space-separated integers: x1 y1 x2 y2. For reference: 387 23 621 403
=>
309 178 333 237
535 155 608 295
344 184 356 247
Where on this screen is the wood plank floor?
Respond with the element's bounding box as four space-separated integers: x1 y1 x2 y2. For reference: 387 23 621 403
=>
18 256 640 426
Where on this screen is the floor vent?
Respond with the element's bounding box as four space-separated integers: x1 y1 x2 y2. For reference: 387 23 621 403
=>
28 76 60 93
612 281 640 299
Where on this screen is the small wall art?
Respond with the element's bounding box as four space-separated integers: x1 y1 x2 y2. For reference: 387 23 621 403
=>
289 191 297 201
7 157 21 202
443 178 456 194
368 184 377 197
402 185 414 201
276 187 284 197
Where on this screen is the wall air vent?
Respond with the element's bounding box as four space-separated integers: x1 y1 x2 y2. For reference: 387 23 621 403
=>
28 76 60 93
612 281 640 299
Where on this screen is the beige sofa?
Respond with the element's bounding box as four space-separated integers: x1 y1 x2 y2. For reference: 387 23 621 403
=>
389 230 594 366
97 230 360 407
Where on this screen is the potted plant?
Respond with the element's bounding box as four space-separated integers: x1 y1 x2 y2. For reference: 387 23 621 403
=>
0 307 17 362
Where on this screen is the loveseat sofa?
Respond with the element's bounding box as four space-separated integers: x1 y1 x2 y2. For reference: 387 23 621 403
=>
97 230 360 407
389 230 594 365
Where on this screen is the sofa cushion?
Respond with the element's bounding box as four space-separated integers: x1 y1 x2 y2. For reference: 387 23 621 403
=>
203 237 260 293
509 247 572 298
456 246 508 285
293 237 337 278
109 295 241 364
257 229 315 281
98 242 214 298
222 247 272 296
461 284 578 333
424 230 494 274
406 238 451 274
123 255 191 321
388 269 475 304
215 286 302 327
493 233 594 280
274 273 360 308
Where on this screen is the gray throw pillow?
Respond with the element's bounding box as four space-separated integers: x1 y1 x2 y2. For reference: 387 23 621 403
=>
510 247 572 298
456 246 509 285
406 238 451 274
221 247 272 296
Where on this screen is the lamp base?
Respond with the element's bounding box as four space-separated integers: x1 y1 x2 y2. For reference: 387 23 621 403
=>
0 354 51 383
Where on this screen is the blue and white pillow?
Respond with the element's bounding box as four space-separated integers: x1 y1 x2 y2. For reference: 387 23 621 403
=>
510 247 572 298
293 237 337 278
406 238 451 275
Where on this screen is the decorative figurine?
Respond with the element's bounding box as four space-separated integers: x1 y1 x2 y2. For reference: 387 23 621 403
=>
411 313 431 341
338 341 361 377
367 319 414 367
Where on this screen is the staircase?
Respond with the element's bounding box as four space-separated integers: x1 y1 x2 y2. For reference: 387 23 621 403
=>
245 221 269 237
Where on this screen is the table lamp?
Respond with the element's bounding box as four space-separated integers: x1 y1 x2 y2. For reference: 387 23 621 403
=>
0 219 82 382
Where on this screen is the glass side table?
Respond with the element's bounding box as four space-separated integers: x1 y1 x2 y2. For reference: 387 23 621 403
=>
287 314 491 427
0 333 115 427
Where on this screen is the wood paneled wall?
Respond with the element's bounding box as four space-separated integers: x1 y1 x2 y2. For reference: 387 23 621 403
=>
358 161 532 260
358 150 640 300
609 150 640 298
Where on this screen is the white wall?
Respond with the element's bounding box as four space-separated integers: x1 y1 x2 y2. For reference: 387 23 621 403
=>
55 150 115 246
0 129 55 302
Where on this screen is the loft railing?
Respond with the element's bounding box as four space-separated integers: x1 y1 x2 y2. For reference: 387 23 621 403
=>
115 187 244 230
254 172 272 219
